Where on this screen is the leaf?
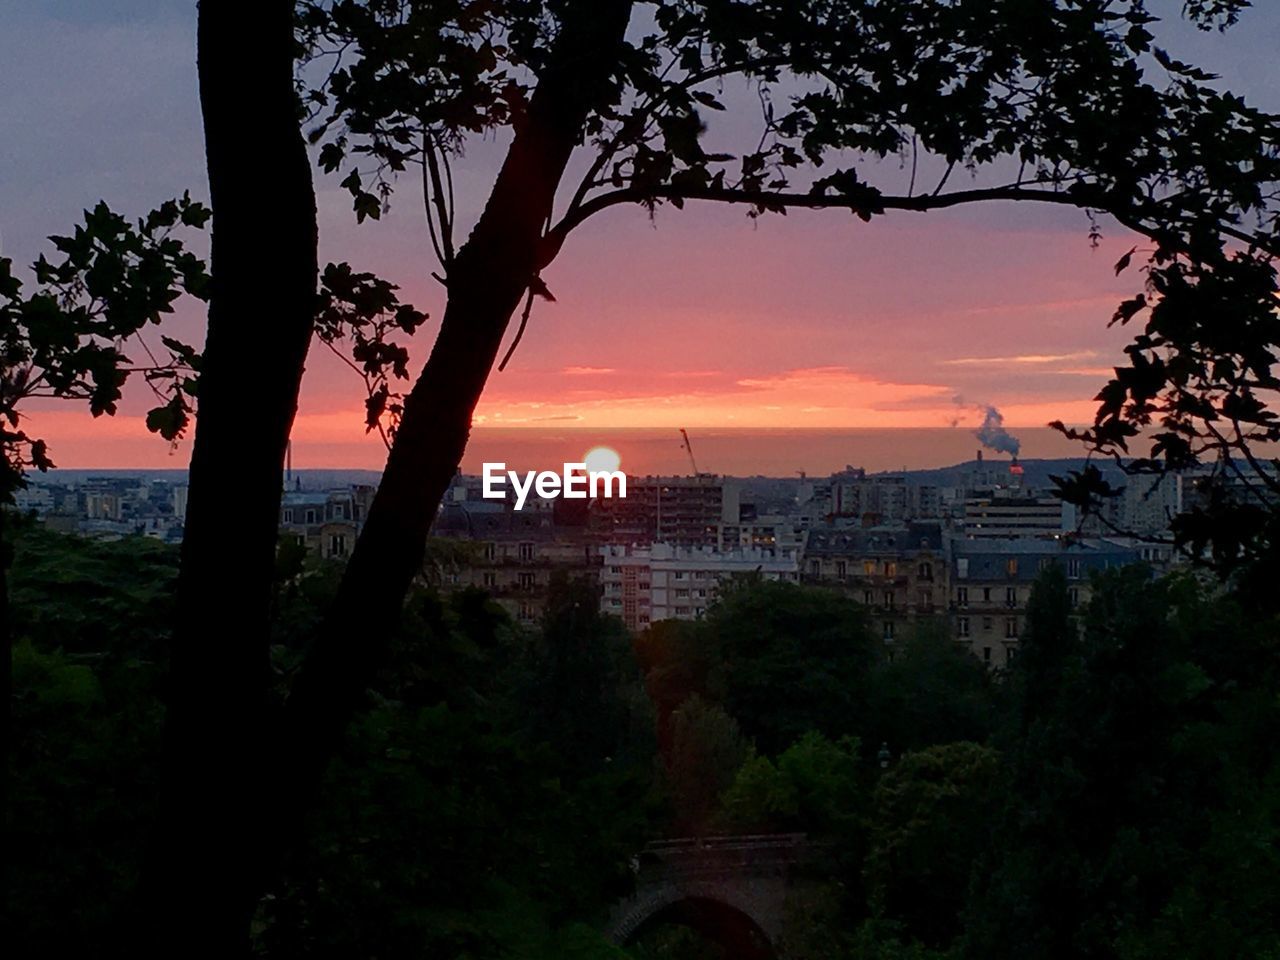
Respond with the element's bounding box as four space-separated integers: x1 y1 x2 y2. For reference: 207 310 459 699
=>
1114 246 1136 275
145 399 189 441
528 276 556 302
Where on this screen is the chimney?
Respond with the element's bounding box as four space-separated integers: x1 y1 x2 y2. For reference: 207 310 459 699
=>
977 449 983 463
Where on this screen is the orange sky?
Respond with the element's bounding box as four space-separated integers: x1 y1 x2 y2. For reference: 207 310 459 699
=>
13 4 1276 472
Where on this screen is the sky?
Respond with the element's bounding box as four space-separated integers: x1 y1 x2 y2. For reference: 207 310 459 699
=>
3 1 1279 473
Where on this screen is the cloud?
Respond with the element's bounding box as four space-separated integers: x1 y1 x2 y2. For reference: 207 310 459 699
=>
562 366 615 375
941 351 1097 366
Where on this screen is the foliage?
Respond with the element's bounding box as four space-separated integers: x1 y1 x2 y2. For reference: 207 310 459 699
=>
6 524 173 955
518 575 656 779
313 260 430 444
298 2 1280 581
965 565 1280 960
701 577 878 755
663 693 750 833
865 620 997 755
865 742 1000 950
0 197 209 494
719 731 863 838
7 518 178 657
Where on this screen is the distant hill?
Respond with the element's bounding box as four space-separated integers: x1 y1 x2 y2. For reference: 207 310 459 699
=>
874 457 1126 489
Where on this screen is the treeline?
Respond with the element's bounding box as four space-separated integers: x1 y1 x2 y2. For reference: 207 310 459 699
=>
8 519 1280 958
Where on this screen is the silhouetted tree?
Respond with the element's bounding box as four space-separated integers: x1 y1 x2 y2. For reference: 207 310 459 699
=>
10 1 1280 949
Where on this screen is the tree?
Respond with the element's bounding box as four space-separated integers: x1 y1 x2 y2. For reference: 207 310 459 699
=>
664 693 750 833
865 742 999 950
865 619 997 754
702 578 877 754
277 1 1279 863
14 0 1280 947
964 565 1280 960
520 575 655 779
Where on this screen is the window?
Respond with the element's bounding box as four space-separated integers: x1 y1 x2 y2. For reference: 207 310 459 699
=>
609 565 622 574
983 617 993 631
836 560 847 579
675 588 690 599
983 587 992 603
518 542 535 562
673 571 686 580
1005 617 1018 638
957 558 969 579
958 616 970 638
282 509 294 523
918 561 933 580
519 602 534 621
957 586 969 607
883 591 894 610
328 534 347 557
983 646 992 663
1067 558 1082 579
482 572 496 588
884 561 898 576
1006 558 1019 576
863 559 876 575
1006 586 1017 607
518 572 535 591
485 543 497 561
809 560 821 576
919 590 933 610
1068 587 1081 608
1038 557 1052 572
863 590 875 607
305 509 317 524
883 621 895 640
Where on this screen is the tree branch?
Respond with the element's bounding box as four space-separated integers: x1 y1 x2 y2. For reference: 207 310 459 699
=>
540 181 1278 269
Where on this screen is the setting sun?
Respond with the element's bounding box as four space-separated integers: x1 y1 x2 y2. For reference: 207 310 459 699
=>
583 445 622 474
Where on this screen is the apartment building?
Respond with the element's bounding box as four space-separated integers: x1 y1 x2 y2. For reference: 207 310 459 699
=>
279 485 376 559
599 543 799 631
802 521 947 646
962 491 1065 539
431 501 598 624
950 538 1142 668
590 474 740 548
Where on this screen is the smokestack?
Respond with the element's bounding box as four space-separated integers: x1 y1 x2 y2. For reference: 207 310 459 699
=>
977 449 983 463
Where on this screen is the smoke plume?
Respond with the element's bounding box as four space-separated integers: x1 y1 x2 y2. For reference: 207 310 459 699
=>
974 405 1021 456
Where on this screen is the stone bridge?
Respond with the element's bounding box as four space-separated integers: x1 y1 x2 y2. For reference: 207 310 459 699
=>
606 833 813 958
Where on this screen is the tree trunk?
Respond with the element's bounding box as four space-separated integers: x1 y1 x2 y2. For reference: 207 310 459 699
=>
274 0 634 836
135 0 318 952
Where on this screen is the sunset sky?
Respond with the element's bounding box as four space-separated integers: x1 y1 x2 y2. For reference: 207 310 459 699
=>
4 1 1279 473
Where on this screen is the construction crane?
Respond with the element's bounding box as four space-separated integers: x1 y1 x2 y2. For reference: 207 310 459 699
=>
679 428 700 476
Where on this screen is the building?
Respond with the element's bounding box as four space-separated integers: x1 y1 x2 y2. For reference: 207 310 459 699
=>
949 538 1142 668
590 475 740 547
279 485 376 559
430 500 598 624
826 468 941 524
962 491 1065 539
802 521 947 647
716 513 806 553
599 543 800 631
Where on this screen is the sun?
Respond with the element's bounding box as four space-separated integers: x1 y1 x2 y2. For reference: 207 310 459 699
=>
583 445 622 474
